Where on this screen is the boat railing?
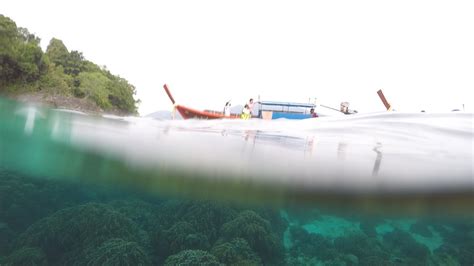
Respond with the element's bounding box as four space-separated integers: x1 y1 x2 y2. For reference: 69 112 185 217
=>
258 101 316 115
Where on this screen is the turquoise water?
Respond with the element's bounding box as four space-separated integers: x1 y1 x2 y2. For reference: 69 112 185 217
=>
0 98 473 265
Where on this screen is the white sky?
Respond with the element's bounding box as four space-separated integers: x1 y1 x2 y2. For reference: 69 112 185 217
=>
3 0 474 115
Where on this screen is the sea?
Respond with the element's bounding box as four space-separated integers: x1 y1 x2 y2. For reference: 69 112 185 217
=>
0 97 473 265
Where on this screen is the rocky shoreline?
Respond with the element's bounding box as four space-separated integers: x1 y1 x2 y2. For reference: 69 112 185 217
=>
7 92 132 116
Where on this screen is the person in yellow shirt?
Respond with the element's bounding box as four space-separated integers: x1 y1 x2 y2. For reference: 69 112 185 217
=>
241 104 251 119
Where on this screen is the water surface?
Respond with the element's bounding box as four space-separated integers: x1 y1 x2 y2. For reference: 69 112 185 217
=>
0 98 472 265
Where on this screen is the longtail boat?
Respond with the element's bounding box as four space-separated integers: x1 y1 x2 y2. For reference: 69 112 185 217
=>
163 84 240 119
163 84 321 120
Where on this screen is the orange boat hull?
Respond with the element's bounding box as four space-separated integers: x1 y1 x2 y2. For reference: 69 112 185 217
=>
176 105 240 119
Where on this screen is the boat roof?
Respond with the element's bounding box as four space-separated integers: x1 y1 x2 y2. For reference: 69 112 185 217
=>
259 101 316 108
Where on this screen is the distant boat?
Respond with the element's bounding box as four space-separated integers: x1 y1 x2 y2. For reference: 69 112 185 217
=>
163 84 318 120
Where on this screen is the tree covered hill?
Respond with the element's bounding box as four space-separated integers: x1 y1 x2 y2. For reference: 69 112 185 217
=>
0 14 139 115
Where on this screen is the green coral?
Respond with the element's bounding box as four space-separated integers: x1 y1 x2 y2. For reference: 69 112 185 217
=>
436 219 474 266
258 208 288 234
410 221 433 237
156 221 210 258
83 238 151 266
0 222 15 256
164 250 221 266
211 238 261 265
220 210 283 263
108 199 161 233
289 226 336 261
382 229 430 264
4 247 48 266
159 200 238 243
13 203 148 265
334 233 387 261
0 169 94 233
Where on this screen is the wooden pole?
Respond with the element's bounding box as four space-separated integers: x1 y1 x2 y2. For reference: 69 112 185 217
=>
163 84 176 104
377 89 391 111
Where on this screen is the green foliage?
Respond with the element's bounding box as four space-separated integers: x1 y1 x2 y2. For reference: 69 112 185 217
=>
82 60 102 73
38 64 73 95
84 238 151 266
0 15 46 88
45 38 69 68
0 15 18 53
164 250 222 266
1 15 139 114
107 76 138 114
44 38 138 113
63 50 85 76
77 71 112 109
45 39 86 76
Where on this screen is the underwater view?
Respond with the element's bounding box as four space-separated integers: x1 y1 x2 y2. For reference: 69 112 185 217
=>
0 97 473 265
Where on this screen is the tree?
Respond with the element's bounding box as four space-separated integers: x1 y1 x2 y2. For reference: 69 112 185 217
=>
0 15 46 87
63 50 85 76
45 38 69 67
1 15 139 114
107 76 139 114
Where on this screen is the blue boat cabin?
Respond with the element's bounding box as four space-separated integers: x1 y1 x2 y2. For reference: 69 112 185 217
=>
257 101 317 120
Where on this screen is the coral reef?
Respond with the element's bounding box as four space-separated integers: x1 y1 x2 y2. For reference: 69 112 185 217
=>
253 207 288 237
155 221 210 258
0 169 94 233
359 217 381 238
4 247 48 266
83 238 152 266
433 219 474 266
220 210 284 263
211 238 261 265
0 222 15 256
288 225 395 265
410 221 433 237
164 249 221 266
159 200 238 242
2 169 473 265
289 226 336 261
13 203 149 265
108 199 161 233
382 229 430 265
334 233 386 260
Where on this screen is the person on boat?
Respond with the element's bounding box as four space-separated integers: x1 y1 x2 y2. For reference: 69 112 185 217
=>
241 104 251 119
223 101 231 116
340 102 350 114
310 108 319 118
248 98 255 116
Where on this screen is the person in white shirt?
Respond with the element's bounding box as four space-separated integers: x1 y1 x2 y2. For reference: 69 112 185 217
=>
223 101 231 116
248 98 254 116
